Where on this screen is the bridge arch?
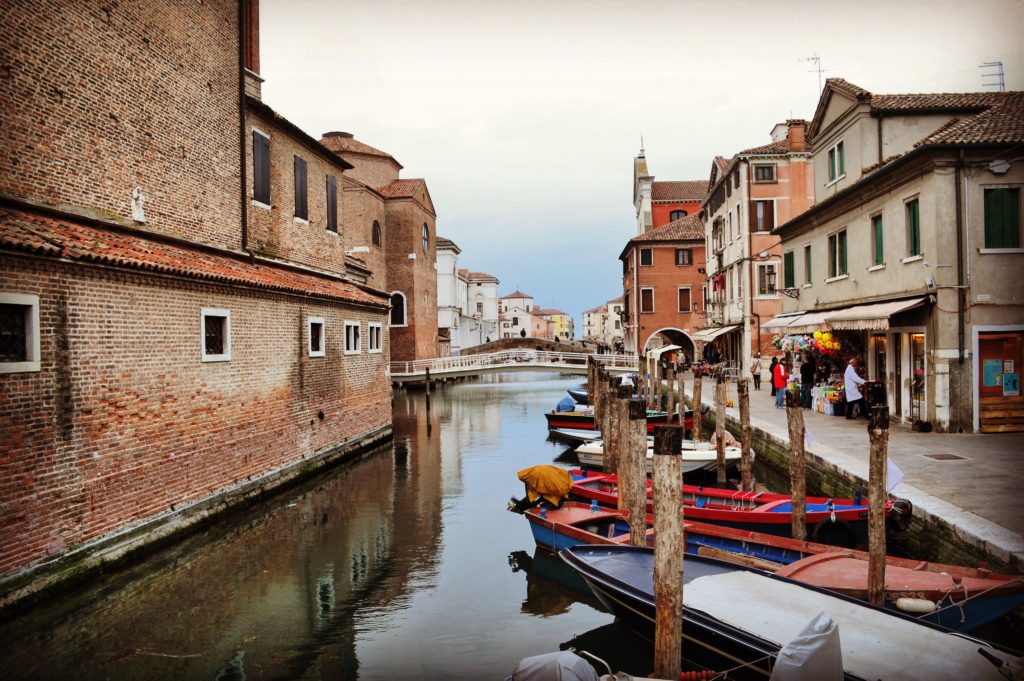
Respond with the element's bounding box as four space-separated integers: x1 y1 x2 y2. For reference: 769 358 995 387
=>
642 327 695 360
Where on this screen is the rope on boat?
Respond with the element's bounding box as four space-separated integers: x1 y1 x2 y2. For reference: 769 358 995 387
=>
709 653 774 679
921 580 1011 625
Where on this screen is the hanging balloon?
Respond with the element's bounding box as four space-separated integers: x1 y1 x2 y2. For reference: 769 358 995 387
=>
813 331 822 339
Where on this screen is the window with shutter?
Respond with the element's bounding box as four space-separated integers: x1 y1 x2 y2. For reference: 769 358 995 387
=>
984 188 1020 249
905 199 920 256
294 156 307 220
326 175 337 232
783 251 794 289
677 287 692 312
871 214 884 265
252 131 270 204
804 244 812 284
640 288 654 313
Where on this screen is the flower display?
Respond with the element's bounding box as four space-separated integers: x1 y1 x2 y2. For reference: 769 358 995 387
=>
772 332 842 357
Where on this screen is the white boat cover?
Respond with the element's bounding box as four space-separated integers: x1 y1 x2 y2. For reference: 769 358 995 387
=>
685 571 1019 680
505 650 599 681
768 611 843 681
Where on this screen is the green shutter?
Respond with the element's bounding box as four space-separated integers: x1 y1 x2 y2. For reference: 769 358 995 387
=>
828 148 836 181
828 235 836 277
783 251 795 289
840 230 848 274
986 188 1020 248
912 201 920 255
804 246 812 284
838 142 845 176
873 215 884 265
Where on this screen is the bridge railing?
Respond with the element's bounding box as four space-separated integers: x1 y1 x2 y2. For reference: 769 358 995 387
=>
390 350 637 376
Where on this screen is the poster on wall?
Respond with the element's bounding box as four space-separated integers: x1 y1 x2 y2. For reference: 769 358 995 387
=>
983 359 1002 387
1004 373 1020 397
1005 360 1015 374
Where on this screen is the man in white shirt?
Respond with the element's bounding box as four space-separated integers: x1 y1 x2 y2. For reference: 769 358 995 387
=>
844 358 867 419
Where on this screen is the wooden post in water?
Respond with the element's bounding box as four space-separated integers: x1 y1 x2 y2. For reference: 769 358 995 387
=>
587 357 596 406
692 370 703 442
738 378 752 492
596 368 610 443
652 424 685 681
715 374 726 484
867 405 890 607
665 364 676 423
677 368 686 425
603 374 621 474
622 399 649 546
786 389 807 541
425 368 431 397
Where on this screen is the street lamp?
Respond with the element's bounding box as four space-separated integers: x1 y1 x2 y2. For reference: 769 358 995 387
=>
766 268 800 299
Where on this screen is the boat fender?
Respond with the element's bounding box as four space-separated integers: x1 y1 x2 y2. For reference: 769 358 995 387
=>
812 517 856 548
895 597 937 614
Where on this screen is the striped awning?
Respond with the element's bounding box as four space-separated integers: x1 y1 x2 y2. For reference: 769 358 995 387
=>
691 325 740 342
762 298 928 334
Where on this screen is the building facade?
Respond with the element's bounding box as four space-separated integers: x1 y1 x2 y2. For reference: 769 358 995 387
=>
0 0 393 595
435 237 500 354
633 149 707 234
621 215 707 355
773 79 1024 433
701 119 815 369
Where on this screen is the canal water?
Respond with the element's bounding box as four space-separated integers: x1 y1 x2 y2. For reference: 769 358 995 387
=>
3 372 686 681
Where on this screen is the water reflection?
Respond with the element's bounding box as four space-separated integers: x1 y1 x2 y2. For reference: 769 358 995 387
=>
0 372 617 681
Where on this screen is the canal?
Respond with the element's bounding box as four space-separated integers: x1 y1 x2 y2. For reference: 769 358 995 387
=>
1 372 675 680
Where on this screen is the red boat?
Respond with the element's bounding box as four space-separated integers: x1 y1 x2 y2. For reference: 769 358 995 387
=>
569 470 913 548
517 501 1024 632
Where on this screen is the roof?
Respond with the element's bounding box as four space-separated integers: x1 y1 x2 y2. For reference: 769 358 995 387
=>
320 131 403 168
738 139 795 155
634 215 705 243
583 304 605 314
436 235 460 252
607 295 624 304
377 178 425 199
467 271 499 282
0 207 387 308
651 180 708 202
501 290 533 299
536 308 568 317
247 98 354 171
457 267 469 277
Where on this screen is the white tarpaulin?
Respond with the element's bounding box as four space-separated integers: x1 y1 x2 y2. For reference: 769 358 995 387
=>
769 611 843 681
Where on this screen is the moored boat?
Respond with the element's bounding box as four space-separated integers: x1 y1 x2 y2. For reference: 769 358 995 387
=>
545 407 693 434
574 439 744 475
560 544 1021 680
570 470 913 548
566 384 590 405
515 501 1024 631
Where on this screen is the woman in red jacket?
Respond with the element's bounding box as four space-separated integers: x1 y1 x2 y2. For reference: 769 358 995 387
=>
773 358 789 409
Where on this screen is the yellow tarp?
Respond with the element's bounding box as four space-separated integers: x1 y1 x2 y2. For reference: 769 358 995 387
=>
517 465 574 506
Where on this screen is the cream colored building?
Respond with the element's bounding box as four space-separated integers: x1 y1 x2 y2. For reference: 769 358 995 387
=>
772 79 1024 433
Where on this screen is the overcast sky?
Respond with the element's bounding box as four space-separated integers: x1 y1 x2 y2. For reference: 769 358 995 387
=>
260 0 1024 336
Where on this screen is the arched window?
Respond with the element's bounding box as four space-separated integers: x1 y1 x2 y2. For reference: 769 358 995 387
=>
389 291 407 327
670 210 688 220
422 224 429 254
372 220 382 247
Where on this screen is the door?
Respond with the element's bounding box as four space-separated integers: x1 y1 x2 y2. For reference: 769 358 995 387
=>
910 333 926 422
892 334 902 418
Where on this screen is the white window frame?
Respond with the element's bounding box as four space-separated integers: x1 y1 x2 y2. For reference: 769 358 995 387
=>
675 248 692 266
752 163 777 183
756 262 778 298
826 139 846 185
0 292 41 374
344 321 362 355
368 322 383 353
389 291 407 327
201 308 232 362
639 287 655 313
677 286 692 313
308 316 326 357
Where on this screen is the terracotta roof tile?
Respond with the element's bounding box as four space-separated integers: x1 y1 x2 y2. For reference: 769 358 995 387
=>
0 208 387 307
377 179 424 199
631 215 705 243
501 290 533 299
739 139 795 155
436 235 460 251
651 180 709 201
825 78 873 101
713 156 730 172
320 132 402 168
468 271 499 281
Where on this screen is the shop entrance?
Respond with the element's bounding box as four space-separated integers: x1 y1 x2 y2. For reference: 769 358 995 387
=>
910 333 926 424
978 331 1024 432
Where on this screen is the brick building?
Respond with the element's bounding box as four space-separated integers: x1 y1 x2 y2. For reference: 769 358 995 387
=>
633 147 708 234
620 215 707 355
0 0 393 602
320 133 440 363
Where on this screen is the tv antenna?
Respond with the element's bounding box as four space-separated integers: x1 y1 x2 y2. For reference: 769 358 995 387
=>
979 61 1005 91
801 54 827 94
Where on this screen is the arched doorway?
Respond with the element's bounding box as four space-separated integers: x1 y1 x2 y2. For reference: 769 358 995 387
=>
642 327 694 361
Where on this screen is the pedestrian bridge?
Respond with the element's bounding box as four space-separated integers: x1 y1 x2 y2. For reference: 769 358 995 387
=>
389 350 638 385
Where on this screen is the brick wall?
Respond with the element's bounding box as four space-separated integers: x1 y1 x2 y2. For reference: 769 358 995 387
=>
0 256 392 580
245 110 351 274
385 197 438 362
0 0 243 249
333 152 400 190
342 179 388 290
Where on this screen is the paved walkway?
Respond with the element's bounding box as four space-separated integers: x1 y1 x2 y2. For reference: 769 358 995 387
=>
677 373 1024 569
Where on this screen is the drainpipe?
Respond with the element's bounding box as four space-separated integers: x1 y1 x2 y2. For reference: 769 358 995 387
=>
238 0 249 252
633 247 639 352
955 150 965 364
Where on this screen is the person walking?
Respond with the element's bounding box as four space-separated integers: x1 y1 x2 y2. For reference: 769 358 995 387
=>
773 358 789 409
750 353 762 391
768 356 779 396
844 357 867 419
800 354 816 409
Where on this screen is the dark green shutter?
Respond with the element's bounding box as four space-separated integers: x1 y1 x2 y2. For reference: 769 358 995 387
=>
873 215 884 265
783 251 794 289
840 230 848 274
805 246 812 284
986 188 1020 248
838 142 845 176
294 156 307 220
326 175 337 232
252 131 270 204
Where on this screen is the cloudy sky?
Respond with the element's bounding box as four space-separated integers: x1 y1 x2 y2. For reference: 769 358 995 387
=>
260 0 1023 335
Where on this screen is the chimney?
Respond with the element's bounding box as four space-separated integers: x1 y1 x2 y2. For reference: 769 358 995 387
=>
787 119 807 152
323 131 355 139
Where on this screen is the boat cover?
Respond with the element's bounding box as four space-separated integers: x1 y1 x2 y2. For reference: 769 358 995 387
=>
556 395 577 412
768 611 842 681
518 465 574 507
685 570 1019 680
505 650 599 681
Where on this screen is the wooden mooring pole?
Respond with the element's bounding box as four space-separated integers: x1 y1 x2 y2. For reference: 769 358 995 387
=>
425 368 431 397
692 370 703 442
677 369 686 432
738 378 752 492
652 424 685 681
622 399 650 548
868 405 890 607
715 374 726 484
665 364 676 423
603 374 621 474
587 357 596 406
785 389 807 541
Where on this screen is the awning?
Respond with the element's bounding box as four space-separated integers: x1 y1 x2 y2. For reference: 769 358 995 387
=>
762 313 805 330
646 344 681 361
691 325 739 342
825 297 927 331
785 311 833 334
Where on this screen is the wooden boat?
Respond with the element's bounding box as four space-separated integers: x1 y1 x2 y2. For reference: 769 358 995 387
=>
569 470 913 547
560 544 1021 680
548 427 601 443
545 407 693 434
566 384 590 405
574 439 744 475
517 502 1024 632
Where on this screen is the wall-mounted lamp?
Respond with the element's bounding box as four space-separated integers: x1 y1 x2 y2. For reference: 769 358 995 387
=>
766 268 800 298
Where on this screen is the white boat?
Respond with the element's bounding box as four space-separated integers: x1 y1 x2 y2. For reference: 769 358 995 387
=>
550 427 602 443
574 439 745 475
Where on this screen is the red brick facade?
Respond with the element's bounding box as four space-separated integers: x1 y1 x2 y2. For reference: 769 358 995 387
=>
0 0 394 599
